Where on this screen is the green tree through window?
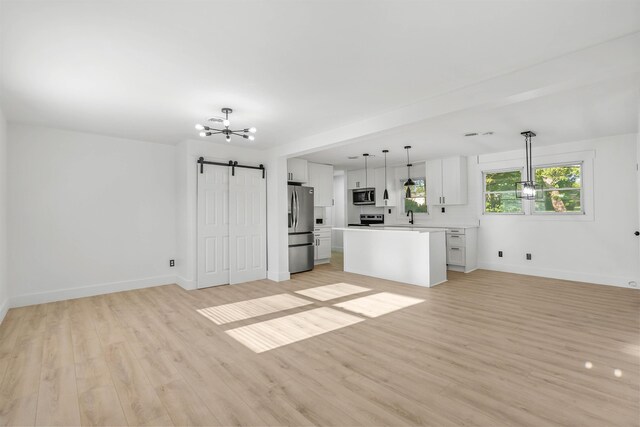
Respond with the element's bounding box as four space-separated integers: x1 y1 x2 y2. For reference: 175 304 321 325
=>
484 170 523 213
403 178 427 213
534 164 582 213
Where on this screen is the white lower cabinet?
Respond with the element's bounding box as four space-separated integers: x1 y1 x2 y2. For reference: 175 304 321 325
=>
445 227 477 273
447 246 466 266
314 227 332 264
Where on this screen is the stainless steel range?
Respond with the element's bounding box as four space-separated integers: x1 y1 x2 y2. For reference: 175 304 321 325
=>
348 214 384 227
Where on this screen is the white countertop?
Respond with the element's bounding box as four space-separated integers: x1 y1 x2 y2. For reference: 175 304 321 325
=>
313 224 333 228
335 227 447 233
369 223 478 229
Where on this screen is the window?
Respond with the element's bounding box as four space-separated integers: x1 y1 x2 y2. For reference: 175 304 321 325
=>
483 170 523 214
533 163 583 214
401 177 427 214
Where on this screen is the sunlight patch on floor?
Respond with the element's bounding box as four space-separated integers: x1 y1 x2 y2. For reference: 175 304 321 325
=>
294 283 371 301
334 292 425 317
225 307 364 353
197 293 313 325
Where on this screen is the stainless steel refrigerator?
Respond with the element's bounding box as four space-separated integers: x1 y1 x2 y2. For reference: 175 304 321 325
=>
288 185 315 273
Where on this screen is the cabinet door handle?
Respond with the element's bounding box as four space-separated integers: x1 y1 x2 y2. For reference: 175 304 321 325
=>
443 196 445 204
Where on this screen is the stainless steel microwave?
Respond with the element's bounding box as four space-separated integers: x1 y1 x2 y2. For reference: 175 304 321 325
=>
353 188 375 205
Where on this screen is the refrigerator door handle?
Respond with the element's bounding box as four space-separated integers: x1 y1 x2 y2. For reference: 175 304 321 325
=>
294 189 300 229
292 189 298 230
289 190 295 228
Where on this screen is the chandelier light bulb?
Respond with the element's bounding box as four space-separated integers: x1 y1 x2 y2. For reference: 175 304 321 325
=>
248 135 255 141
195 108 255 143
523 184 535 196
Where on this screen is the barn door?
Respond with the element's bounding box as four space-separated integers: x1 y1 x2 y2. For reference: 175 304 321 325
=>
228 167 267 284
197 165 230 288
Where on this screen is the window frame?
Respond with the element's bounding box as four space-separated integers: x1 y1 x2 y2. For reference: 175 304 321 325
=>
482 167 525 215
531 161 584 216
398 176 429 216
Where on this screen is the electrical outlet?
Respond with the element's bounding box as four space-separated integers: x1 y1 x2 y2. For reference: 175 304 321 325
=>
526 253 532 260
169 259 175 267
629 281 638 288
498 251 503 258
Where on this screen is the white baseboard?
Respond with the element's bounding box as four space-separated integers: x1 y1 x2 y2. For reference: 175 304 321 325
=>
0 298 9 324
331 246 344 253
479 262 638 289
9 275 177 308
176 275 196 290
267 270 291 282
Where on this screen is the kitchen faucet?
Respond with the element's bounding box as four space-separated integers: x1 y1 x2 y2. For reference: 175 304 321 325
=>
407 209 414 225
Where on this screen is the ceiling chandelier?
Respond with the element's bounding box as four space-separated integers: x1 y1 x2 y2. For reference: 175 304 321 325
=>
515 131 543 200
195 108 256 143
404 145 415 198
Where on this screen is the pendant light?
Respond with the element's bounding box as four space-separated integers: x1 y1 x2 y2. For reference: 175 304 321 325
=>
404 145 415 198
382 149 389 202
363 153 370 201
515 131 542 200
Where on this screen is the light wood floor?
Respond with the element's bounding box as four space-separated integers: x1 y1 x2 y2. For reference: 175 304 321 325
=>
1 253 639 426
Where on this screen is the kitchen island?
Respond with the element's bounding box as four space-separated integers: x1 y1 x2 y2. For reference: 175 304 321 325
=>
336 227 447 287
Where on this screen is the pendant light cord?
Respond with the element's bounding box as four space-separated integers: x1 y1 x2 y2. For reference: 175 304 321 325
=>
384 152 387 184
364 155 368 188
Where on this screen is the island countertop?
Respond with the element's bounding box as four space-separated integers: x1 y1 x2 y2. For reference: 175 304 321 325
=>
335 227 447 233
368 224 478 230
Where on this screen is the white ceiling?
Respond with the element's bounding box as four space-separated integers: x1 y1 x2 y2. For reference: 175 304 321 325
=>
1 1 639 148
300 74 640 170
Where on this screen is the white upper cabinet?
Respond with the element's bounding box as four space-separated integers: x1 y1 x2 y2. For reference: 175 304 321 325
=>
287 158 308 183
425 156 467 205
308 162 334 206
374 167 396 207
347 169 367 189
425 160 443 205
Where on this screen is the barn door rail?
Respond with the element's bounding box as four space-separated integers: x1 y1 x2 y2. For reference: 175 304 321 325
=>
198 157 265 178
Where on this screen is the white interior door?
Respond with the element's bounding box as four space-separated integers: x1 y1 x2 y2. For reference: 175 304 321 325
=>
229 167 267 284
197 165 230 288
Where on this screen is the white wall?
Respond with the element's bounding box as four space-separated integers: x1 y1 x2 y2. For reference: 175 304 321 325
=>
174 139 266 289
332 174 345 250
637 106 640 284
0 108 8 321
477 135 638 287
8 124 177 306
